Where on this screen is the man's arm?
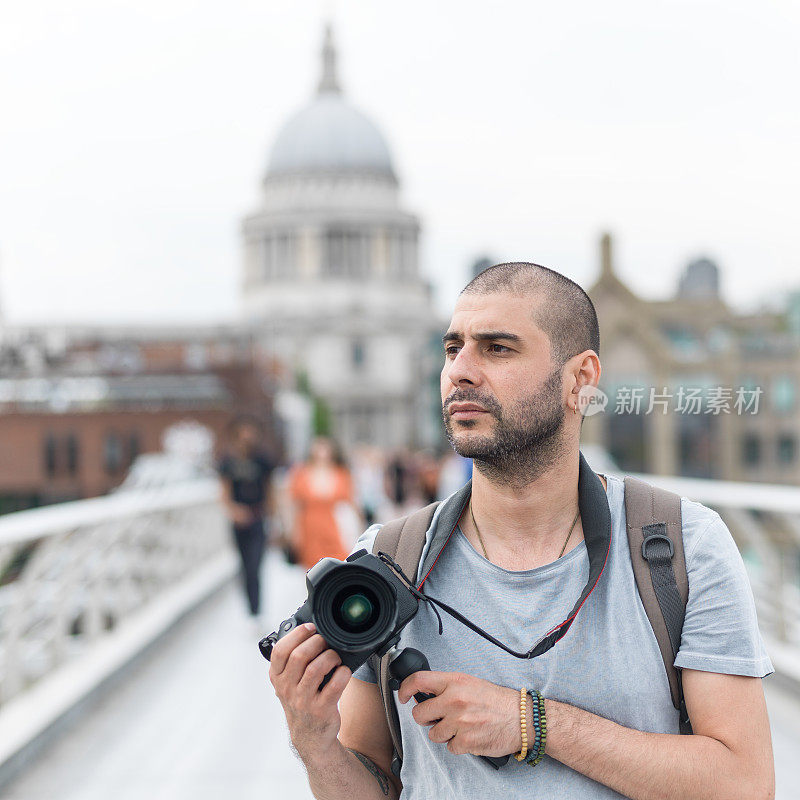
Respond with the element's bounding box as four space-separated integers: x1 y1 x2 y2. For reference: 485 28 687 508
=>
218 477 252 526
311 676 401 800
399 668 774 800
269 623 400 800
543 668 774 800
264 476 276 518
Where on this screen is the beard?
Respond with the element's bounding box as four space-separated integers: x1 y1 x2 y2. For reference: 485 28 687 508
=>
442 366 566 485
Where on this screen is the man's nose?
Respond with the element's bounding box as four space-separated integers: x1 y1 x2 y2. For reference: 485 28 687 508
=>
445 345 482 387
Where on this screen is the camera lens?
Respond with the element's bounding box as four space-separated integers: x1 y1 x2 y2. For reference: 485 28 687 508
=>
333 589 378 632
339 593 373 628
313 565 396 650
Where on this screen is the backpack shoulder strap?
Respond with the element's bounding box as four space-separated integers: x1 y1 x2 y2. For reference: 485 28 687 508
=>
624 475 692 734
369 501 440 775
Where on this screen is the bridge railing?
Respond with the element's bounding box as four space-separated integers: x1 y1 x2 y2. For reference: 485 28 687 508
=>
621 472 800 647
0 470 797 710
0 480 227 707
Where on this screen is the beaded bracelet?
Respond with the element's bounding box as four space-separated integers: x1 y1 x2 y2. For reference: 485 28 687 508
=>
514 687 528 761
524 689 547 767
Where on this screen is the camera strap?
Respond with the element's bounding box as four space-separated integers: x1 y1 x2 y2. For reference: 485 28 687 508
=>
384 452 613 659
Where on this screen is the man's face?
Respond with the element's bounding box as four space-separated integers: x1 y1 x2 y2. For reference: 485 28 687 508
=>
440 291 566 471
236 423 260 452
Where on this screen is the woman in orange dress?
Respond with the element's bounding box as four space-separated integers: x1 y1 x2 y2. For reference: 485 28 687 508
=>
289 437 356 570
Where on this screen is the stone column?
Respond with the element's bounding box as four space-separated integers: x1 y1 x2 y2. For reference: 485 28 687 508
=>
645 381 678 475
298 226 319 282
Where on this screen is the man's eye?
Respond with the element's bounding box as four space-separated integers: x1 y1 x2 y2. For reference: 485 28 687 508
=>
444 345 460 357
488 344 510 353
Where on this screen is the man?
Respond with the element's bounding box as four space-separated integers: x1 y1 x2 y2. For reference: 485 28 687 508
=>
269 263 775 799
218 415 275 622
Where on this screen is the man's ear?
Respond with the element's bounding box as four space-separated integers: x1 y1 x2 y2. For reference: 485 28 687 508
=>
575 350 601 390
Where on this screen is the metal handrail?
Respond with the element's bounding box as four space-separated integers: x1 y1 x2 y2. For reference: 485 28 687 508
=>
0 479 220 546
0 479 227 706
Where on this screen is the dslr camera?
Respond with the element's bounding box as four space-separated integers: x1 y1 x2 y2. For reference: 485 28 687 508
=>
259 549 420 673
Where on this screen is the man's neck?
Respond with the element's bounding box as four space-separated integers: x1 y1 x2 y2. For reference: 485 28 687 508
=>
467 450 607 566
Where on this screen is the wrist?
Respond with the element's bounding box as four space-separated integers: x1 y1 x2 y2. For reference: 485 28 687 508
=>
523 690 547 766
504 686 524 756
507 686 537 757
542 697 568 757
300 737 345 772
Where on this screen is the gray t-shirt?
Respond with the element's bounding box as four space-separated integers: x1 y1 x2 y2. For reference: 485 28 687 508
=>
350 473 773 799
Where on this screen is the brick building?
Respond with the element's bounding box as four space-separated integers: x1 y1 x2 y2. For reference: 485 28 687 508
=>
0 325 279 513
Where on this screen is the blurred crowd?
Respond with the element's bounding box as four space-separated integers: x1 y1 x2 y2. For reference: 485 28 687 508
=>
272 438 473 564
216 415 472 622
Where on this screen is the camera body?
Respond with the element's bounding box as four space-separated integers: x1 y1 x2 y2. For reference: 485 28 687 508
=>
259 549 420 673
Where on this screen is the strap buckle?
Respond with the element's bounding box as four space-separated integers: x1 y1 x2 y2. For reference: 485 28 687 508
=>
641 526 675 560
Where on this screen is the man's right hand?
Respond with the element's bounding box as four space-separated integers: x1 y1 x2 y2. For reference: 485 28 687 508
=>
269 622 353 763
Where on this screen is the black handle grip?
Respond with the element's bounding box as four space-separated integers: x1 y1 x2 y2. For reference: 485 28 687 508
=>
388 648 430 685
388 648 508 770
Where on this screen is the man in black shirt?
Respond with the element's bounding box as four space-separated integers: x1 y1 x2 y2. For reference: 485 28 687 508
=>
217 415 274 621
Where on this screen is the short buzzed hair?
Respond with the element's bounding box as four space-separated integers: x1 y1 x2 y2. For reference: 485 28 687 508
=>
461 262 600 365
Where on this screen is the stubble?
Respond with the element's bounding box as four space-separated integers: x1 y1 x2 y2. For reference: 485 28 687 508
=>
442 366 567 486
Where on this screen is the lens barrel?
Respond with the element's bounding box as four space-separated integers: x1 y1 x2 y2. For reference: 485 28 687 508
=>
312 565 397 651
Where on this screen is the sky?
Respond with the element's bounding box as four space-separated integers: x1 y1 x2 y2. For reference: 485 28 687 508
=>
0 0 798 325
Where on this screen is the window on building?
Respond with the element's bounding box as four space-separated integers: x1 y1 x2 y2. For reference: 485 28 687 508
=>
66 433 80 477
398 230 415 276
104 432 124 476
388 231 405 278
707 326 732 354
777 435 796 465
661 325 703 361
262 235 273 279
129 431 141 466
322 228 346 277
275 232 296 278
184 344 207 370
742 434 761 467
0 493 41 515
322 228 368 279
678 414 717 478
261 231 296 280
44 434 58 478
607 411 646 473
351 339 366 371
771 376 796 413
350 402 374 443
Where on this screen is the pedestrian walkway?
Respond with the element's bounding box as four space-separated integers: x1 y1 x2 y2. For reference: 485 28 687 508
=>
3 550 314 800
4 551 800 799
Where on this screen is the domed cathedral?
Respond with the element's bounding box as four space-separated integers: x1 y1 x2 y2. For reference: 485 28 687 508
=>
241 25 441 451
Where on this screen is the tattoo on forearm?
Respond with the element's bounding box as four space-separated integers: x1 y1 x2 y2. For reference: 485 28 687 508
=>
347 749 391 796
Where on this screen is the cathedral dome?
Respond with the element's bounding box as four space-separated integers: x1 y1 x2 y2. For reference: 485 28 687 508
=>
267 94 395 178
265 27 395 181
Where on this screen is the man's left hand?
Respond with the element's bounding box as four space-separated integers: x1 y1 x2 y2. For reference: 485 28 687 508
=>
398 671 520 758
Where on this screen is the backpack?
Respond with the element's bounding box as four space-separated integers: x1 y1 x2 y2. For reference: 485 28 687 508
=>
369 473 692 776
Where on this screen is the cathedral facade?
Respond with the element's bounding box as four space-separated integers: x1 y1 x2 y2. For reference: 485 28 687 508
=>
241 27 442 451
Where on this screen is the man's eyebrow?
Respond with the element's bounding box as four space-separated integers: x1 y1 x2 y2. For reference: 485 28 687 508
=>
442 331 522 344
